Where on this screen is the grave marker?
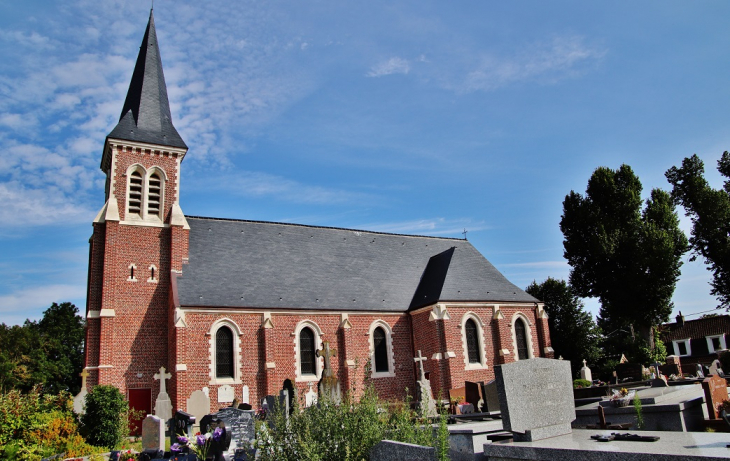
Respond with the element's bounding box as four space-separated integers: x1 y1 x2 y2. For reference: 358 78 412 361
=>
218 384 235 403
141 414 165 452
495 357 575 442
153 366 173 421
187 389 211 431
702 374 729 419
216 407 256 452
73 369 89 414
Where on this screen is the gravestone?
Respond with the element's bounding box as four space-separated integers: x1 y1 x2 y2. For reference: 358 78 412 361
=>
709 359 724 376
495 357 575 442
141 414 165 452
696 363 705 378
481 380 501 413
215 407 256 456
660 363 680 377
218 384 235 403
199 413 216 434
72 368 89 414
615 363 643 382
241 385 249 404
305 382 318 407
465 381 483 410
264 395 276 412
169 410 196 448
187 389 211 432
413 350 437 418
579 359 592 382
702 374 729 419
317 341 341 403
279 388 290 418
153 366 173 421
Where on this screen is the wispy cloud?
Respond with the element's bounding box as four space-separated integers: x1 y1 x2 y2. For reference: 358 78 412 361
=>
449 36 605 93
367 57 411 77
360 218 490 236
0 284 87 325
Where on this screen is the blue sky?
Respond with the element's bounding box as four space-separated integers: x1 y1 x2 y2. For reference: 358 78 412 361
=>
1 1 729 326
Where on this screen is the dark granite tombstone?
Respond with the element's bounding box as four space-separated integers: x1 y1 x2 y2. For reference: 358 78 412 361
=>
199 414 216 434
615 363 643 382
264 395 276 412
465 381 483 410
660 363 680 377
239 403 252 410
169 410 196 447
216 407 256 453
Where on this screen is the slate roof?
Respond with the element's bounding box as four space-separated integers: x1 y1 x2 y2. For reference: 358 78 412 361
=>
662 315 730 342
106 10 187 150
176 216 538 312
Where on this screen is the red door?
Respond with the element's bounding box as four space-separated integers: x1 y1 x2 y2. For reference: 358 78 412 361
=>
128 388 152 436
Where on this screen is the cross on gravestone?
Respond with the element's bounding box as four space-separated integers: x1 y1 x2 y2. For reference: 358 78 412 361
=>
73 369 90 414
316 340 336 377
414 350 427 381
582 359 587 368
154 367 171 394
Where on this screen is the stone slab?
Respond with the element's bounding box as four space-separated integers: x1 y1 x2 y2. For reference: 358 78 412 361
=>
598 384 702 407
495 357 575 440
141 415 165 452
702 375 728 419
218 384 235 403
215 407 256 450
370 440 436 461
575 396 705 432
482 380 500 413
482 428 730 460
186 389 210 431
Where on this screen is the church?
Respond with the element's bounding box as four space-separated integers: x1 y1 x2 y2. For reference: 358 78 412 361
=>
83 11 553 417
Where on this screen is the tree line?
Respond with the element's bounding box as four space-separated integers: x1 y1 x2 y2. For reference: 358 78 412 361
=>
531 152 730 377
0 302 85 394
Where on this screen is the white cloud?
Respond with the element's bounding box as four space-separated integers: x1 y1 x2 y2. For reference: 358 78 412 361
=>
0 183 93 227
367 57 411 77
0 284 86 325
361 218 489 236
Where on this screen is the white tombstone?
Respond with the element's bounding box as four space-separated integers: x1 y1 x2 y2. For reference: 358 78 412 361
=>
73 368 89 414
187 389 211 432
579 359 592 383
203 386 209 397
218 384 235 403
153 366 173 421
142 414 165 452
709 359 724 376
242 385 250 404
305 382 318 407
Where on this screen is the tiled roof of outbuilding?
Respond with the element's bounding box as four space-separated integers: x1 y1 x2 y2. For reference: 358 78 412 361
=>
176 216 538 311
662 314 730 341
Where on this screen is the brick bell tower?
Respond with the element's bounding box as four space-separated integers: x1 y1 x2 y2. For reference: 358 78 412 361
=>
84 10 189 415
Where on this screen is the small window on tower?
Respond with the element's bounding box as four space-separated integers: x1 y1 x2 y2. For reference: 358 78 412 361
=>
147 172 161 218
147 265 158 283
128 171 143 217
127 263 137 281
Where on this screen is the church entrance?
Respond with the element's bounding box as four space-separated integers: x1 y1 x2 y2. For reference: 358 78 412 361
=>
128 388 152 436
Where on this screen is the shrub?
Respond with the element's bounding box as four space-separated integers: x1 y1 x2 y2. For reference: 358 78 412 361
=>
81 385 129 449
0 386 99 460
256 386 443 461
573 379 591 389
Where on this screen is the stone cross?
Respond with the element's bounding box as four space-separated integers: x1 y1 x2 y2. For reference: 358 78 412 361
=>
582 359 587 368
316 341 336 376
154 367 172 395
80 368 89 388
414 350 427 381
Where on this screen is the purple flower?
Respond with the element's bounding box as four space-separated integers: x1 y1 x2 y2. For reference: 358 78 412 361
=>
177 435 189 444
171 443 181 453
197 434 207 446
213 427 224 441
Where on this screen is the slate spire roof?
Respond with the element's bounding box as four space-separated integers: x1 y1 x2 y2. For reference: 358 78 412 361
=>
107 10 187 149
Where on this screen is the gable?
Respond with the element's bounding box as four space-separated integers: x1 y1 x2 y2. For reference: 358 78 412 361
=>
176 216 537 311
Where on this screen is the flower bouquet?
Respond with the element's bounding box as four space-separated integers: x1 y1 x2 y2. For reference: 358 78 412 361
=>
171 425 225 461
608 387 635 407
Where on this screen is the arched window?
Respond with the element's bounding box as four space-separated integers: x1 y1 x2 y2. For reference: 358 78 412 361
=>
147 171 162 218
373 327 388 372
465 319 480 364
216 326 234 378
128 170 143 217
515 318 529 360
299 327 316 376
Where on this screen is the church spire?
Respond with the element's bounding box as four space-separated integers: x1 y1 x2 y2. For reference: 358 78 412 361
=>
107 10 187 150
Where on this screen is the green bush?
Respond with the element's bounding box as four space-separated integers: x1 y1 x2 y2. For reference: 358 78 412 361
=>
256 386 447 460
0 386 100 460
573 379 591 389
81 385 129 449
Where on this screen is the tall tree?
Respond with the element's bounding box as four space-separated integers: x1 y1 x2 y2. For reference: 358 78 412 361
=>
525 278 601 376
666 152 730 309
560 165 688 341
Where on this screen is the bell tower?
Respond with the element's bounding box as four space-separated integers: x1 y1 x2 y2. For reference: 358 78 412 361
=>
84 10 189 412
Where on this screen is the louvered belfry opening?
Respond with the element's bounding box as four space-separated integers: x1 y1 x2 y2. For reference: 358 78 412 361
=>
465 318 480 363
300 327 315 375
373 327 388 372
515 318 529 360
128 171 143 216
147 172 161 217
216 326 234 378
